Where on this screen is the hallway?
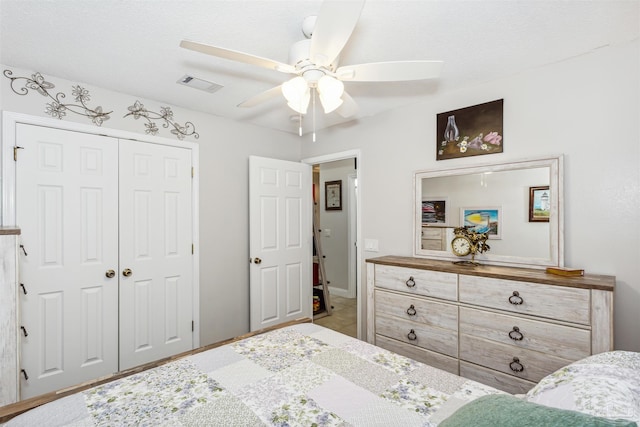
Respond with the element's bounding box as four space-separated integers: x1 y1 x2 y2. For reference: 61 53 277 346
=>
314 295 357 338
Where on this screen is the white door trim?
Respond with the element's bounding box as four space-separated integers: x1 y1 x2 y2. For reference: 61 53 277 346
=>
2 111 201 347
301 150 362 340
347 173 357 299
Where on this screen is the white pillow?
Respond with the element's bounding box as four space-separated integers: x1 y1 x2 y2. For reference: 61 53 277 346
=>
525 351 640 423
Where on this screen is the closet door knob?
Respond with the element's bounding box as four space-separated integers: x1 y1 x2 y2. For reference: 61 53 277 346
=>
105 269 115 278
253 257 262 264
122 268 132 277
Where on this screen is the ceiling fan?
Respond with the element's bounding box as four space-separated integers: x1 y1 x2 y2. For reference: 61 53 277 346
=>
180 0 443 120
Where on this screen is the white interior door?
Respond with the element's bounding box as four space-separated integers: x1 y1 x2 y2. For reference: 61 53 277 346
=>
16 124 119 399
118 141 194 370
249 156 312 331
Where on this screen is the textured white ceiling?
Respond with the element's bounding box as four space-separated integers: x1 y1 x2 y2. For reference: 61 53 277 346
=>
1 0 638 135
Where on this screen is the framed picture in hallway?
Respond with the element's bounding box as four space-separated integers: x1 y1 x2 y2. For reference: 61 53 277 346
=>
325 180 342 210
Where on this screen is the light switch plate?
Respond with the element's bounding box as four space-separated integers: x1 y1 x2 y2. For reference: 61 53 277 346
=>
364 238 379 252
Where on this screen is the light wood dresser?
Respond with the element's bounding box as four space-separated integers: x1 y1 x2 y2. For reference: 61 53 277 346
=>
0 227 20 406
366 256 614 394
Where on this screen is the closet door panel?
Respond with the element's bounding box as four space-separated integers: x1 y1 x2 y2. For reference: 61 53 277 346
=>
119 140 193 370
16 124 119 399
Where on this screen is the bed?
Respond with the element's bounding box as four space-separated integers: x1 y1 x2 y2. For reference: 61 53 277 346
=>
1 321 638 426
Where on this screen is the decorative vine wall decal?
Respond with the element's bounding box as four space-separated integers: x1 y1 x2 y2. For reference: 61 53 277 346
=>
3 69 112 125
124 100 200 140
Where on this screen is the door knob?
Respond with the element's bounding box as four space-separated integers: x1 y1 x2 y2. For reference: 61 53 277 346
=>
105 269 115 278
253 257 262 264
122 268 132 277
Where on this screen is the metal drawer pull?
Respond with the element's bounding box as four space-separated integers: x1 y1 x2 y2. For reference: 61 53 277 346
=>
407 329 417 341
406 305 417 316
21 369 29 380
20 326 28 337
405 276 416 288
509 357 524 373
508 326 524 341
508 291 523 305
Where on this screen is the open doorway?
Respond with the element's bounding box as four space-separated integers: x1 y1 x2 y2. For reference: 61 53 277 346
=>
302 151 361 339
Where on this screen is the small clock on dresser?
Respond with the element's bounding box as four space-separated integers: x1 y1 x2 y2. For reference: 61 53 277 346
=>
451 226 490 265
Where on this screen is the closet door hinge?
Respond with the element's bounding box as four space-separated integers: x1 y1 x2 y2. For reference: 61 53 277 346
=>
13 146 24 161
191 321 195 332
191 167 195 178
192 244 194 254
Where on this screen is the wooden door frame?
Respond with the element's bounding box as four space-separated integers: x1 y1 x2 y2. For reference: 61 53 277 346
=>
1 111 201 347
301 150 362 340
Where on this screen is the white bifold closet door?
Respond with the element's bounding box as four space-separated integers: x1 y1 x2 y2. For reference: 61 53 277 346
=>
16 124 193 399
118 140 193 371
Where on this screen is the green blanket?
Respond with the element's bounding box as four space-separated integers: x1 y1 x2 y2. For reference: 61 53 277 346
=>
439 394 638 427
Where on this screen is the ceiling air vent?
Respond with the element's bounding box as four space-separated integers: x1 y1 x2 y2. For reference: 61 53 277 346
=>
177 74 223 93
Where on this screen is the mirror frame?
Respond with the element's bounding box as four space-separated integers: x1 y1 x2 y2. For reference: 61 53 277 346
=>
414 155 563 269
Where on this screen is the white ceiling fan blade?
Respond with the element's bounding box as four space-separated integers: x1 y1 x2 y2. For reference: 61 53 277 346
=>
336 91 358 118
336 60 444 82
180 40 296 74
310 0 365 67
237 85 283 108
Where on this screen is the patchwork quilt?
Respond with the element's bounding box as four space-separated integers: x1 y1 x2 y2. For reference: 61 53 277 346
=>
5 323 502 426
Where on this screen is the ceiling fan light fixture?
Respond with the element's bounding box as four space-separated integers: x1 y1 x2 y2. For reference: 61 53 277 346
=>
287 96 309 114
282 76 310 114
319 93 343 114
317 75 344 113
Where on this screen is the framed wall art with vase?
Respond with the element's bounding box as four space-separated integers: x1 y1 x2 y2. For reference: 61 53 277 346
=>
437 99 504 160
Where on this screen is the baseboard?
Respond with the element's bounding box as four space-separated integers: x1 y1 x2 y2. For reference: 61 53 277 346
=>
328 286 355 299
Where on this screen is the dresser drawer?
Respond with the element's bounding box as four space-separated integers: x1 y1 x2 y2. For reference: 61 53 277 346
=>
376 335 459 375
421 227 445 239
422 239 445 250
459 275 590 325
375 313 458 357
459 334 571 383
460 361 535 395
459 307 591 361
375 290 458 331
374 264 457 301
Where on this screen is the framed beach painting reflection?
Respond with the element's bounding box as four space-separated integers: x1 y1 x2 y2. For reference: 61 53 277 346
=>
460 207 502 239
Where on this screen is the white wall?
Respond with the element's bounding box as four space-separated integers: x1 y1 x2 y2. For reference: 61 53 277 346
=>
0 64 302 346
302 40 640 351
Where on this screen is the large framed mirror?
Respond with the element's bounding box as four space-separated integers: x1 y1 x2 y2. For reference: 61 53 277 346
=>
414 156 563 268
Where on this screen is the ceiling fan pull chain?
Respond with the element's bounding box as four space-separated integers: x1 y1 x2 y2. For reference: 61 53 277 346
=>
312 88 317 142
298 111 303 136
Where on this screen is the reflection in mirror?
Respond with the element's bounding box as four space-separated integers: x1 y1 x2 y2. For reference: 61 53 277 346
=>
414 156 563 268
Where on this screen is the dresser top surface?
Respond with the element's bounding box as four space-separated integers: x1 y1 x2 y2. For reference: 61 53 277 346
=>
366 256 615 291
0 227 20 235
